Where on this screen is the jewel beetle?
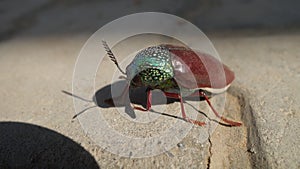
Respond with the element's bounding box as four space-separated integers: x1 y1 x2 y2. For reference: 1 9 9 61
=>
102 41 242 126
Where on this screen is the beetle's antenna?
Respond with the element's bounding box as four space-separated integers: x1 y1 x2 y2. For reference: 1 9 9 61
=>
61 90 97 119
62 90 93 103
102 40 126 75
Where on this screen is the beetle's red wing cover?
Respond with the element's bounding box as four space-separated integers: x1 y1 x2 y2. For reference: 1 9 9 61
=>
165 45 235 89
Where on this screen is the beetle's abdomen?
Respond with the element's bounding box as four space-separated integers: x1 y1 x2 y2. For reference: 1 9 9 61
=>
164 44 235 89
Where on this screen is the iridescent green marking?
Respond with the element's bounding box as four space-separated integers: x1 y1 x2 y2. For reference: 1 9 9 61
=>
127 45 174 88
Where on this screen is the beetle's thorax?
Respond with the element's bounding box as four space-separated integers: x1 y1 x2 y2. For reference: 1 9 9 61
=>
126 46 175 89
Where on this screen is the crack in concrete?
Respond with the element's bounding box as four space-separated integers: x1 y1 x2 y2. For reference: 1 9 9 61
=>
206 124 212 169
206 137 212 169
236 88 270 169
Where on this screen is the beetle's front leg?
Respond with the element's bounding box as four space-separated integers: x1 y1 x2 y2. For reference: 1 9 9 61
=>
133 89 152 111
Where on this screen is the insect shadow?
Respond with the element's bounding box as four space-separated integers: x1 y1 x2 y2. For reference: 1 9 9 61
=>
92 80 178 118
63 80 231 126
94 80 178 107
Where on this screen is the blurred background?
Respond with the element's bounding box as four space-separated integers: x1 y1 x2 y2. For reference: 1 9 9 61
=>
1 0 299 40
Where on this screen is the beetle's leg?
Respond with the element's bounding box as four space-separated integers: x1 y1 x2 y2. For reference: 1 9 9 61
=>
178 94 206 126
164 92 205 126
199 91 242 127
146 89 152 110
133 89 152 111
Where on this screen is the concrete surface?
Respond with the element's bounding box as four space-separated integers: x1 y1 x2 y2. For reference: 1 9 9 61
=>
0 0 299 168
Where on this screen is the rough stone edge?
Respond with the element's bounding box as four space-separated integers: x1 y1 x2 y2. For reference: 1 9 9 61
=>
228 85 270 169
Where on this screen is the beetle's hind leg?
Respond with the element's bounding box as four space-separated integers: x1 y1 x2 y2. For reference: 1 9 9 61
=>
199 91 242 127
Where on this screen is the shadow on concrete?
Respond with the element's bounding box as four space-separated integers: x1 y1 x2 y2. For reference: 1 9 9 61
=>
92 80 178 119
0 122 99 169
93 80 178 109
91 80 231 126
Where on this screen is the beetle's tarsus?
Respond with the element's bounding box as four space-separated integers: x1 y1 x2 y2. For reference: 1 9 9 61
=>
184 118 206 126
133 106 149 111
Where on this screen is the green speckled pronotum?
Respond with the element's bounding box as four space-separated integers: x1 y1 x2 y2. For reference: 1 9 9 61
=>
102 41 242 127
126 45 176 90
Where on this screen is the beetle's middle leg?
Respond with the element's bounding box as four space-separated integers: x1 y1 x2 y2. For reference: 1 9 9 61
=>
163 92 205 126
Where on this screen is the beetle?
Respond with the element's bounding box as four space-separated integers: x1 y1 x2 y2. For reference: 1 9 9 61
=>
102 41 242 126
